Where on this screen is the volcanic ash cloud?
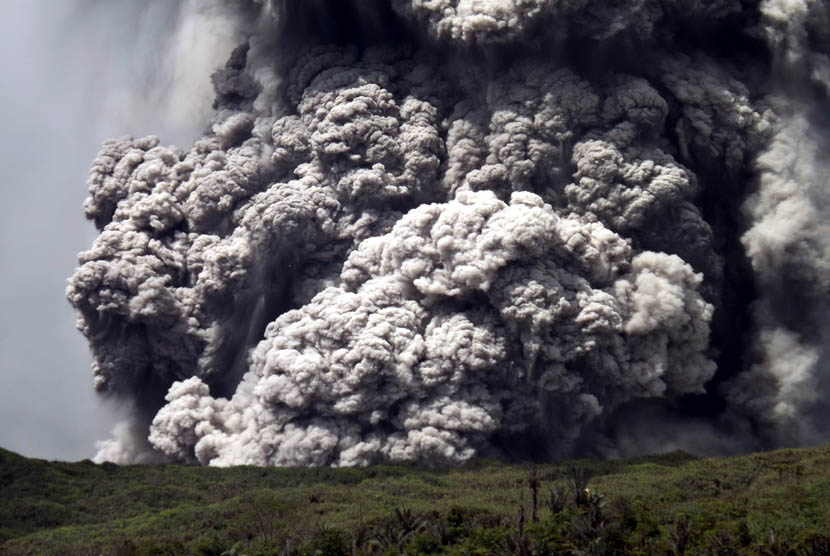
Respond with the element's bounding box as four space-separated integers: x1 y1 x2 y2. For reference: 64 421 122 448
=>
67 0 830 465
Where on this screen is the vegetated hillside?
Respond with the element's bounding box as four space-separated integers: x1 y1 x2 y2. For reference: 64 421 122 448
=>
0 445 828 555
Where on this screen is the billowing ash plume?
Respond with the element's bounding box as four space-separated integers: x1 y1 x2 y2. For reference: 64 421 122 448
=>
67 0 830 465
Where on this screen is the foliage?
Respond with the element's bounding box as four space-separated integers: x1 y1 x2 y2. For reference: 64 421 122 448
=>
1 445 829 555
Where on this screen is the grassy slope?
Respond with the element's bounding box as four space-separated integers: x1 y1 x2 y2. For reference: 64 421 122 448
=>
0 444 828 555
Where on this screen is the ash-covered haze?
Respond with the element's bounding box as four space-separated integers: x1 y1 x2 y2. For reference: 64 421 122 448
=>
0 0 249 460
67 0 830 466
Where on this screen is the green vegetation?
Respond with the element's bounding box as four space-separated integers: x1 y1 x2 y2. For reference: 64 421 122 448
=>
1 444 829 555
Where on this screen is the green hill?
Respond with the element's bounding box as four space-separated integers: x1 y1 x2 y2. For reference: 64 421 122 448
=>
1 444 828 555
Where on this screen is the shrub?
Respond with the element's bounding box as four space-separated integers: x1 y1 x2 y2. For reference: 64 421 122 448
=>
307 528 349 556
405 532 442 555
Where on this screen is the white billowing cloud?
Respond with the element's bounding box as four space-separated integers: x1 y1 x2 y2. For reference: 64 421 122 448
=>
148 190 715 466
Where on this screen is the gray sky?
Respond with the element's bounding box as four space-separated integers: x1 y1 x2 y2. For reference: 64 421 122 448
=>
0 0 231 460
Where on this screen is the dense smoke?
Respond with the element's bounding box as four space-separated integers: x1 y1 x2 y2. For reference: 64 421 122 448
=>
67 0 830 465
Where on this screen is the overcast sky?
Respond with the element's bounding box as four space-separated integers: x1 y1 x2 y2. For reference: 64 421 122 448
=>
0 0 231 460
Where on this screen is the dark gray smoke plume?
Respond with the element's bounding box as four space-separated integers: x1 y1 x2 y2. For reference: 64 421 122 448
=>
67 0 830 465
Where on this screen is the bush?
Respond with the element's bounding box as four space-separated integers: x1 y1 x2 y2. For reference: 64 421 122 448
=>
307 528 349 556
798 533 830 555
0 527 19 543
406 532 442 555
